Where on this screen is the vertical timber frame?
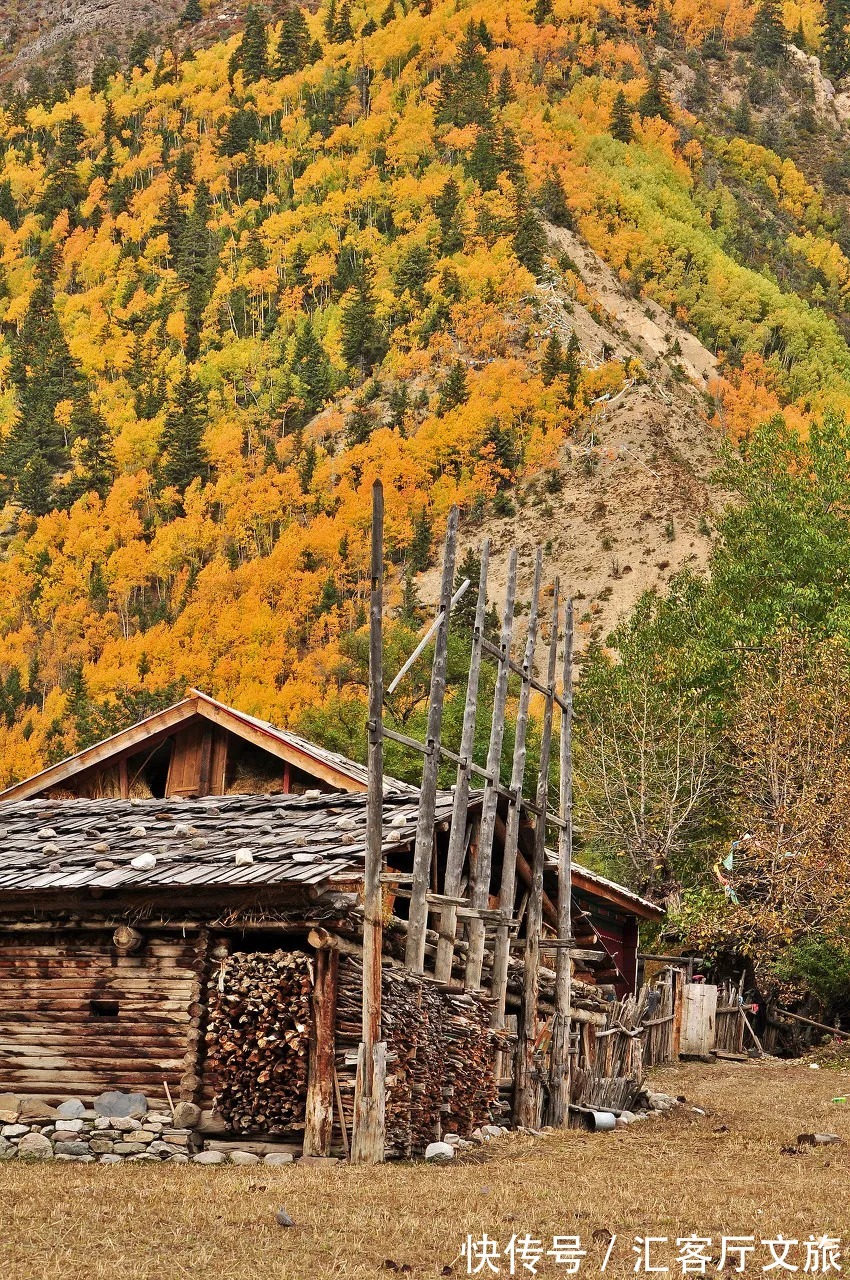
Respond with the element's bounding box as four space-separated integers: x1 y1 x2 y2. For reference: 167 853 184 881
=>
515 582 560 1128
464 548 517 991
351 479 387 1164
547 597 574 1126
488 550 543 1014
406 507 459 973
435 541 490 985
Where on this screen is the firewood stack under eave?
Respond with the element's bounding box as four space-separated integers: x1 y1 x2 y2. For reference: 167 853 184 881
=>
206 949 313 1134
335 957 500 1158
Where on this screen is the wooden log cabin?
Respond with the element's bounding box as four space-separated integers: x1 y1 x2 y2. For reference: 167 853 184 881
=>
0 691 661 1153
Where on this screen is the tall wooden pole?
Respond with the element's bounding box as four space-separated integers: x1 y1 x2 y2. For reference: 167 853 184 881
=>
515 582 560 1129
436 540 490 985
464 548 517 991
351 480 387 1164
547 598 574 1127
406 507 459 973
489 550 543 1022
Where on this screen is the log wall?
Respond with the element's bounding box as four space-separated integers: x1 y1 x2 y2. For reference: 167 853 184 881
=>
0 929 199 1102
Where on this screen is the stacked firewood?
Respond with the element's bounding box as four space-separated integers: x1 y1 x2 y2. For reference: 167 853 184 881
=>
335 958 499 1158
206 949 313 1133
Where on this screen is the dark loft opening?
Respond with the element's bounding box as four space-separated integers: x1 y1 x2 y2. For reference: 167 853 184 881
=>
90 998 120 1018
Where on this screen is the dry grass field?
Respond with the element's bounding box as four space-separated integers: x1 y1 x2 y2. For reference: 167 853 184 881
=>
3 1060 850 1280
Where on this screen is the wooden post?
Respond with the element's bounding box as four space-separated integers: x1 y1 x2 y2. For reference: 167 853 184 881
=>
515 581 559 1129
406 507 459 974
464 548 517 991
435 541 490 985
304 947 340 1156
490 550 543 1023
351 479 387 1164
547 597 573 1127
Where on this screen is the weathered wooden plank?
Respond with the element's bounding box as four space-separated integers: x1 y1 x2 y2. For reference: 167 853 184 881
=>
303 947 339 1156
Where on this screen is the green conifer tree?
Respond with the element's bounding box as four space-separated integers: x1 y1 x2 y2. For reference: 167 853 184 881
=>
752 0 786 64
65 391 115 503
323 0 338 40
437 21 492 128
541 333 565 385
563 333 581 407
39 115 85 225
496 66 515 106
539 167 571 226
242 3 270 81
333 0 353 41
159 368 209 493
437 361 469 415
638 67 672 121
433 177 464 254
291 320 332 418
2 249 80 514
611 89 634 141
180 0 204 23
340 267 387 376
276 2 310 75
822 0 850 78
513 202 547 277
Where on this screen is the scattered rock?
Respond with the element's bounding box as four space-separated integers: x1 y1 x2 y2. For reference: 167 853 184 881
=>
56 1099 86 1119
111 1116 142 1132
1 1124 29 1138
94 860 115 871
16 1132 53 1160
617 1112 637 1125
193 1150 226 1164
167 1153 190 1163
229 1150 260 1165
94 1091 148 1119
234 848 254 866
171 1101 201 1129
264 1153 294 1165
130 852 157 871
424 1141 455 1161
99 1154 124 1164
798 1132 844 1147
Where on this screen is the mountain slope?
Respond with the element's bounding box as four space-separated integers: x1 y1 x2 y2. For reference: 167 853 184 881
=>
0 0 847 783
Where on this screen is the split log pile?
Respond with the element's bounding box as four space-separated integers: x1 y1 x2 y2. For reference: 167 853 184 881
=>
205 949 313 1134
335 957 499 1157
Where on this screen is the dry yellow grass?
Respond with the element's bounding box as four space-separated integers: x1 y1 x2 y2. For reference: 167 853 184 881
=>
3 1061 850 1280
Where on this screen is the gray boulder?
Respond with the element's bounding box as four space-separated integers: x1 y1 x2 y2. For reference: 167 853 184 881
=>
56 1099 86 1119
16 1132 53 1159
94 1091 148 1119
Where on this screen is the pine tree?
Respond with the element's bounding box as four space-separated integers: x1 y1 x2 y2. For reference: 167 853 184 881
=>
241 4 270 81
127 29 153 74
655 2 675 46
437 21 492 128
539 167 571 227
180 0 204 22
638 67 672 121
752 0 786 64
611 89 634 141
291 320 332 418
532 0 553 23
732 92 752 134
55 50 78 98
409 507 433 571
563 333 581 407
380 1 395 25
822 0 850 78
340 267 386 376
541 333 564 385
276 2 310 75
2 249 80 514
496 66 515 107
65 391 115 503
437 361 469 415
433 177 464 254
323 0 337 40
159 368 209 493
333 0 353 41
39 115 85 225
513 202 547 277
